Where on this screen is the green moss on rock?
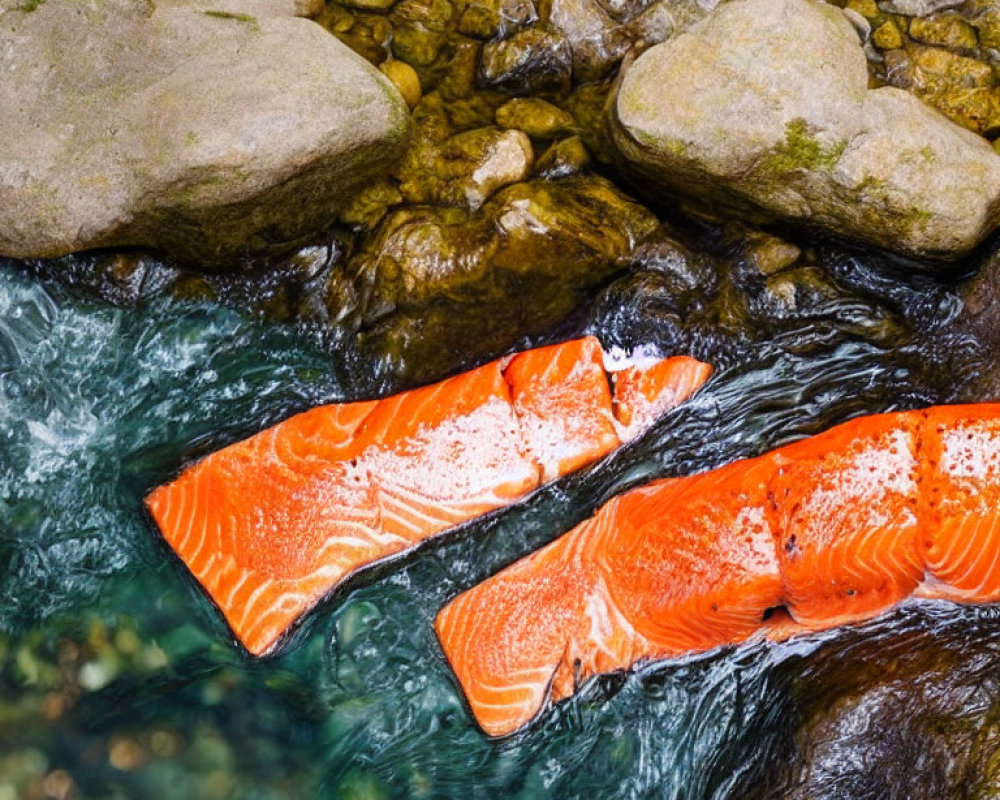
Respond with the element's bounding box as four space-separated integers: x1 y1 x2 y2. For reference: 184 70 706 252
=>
764 119 846 173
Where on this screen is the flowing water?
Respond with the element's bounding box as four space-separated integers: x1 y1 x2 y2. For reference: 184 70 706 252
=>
4 242 999 799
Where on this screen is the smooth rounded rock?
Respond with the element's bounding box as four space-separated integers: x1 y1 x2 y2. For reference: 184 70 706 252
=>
0 0 410 268
610 0 1000 260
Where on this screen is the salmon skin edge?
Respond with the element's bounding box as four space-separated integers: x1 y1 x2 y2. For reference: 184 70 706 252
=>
434 404 1000 738
144 336 713 656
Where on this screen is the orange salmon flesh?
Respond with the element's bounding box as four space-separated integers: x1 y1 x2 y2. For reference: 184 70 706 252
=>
434 405 1000 738
145 337 712 656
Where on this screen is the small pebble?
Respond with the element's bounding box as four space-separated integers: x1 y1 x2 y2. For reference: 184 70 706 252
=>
42 770 75 800
495 97 574 139
872 20 903 50
380 59 422 109
108 738 146 772
747 233 802 275
535 135 590 178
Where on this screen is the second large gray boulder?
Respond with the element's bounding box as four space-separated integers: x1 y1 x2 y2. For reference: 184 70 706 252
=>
610 0 1000 260
0 0 410 268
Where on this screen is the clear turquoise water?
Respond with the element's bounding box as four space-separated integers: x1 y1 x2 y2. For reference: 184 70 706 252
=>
1 255 994 799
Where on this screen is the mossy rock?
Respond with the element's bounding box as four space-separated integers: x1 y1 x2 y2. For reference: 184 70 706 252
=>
327 175 657 381
611 0 1000 260
389 0 455 66
395 125 533 208
908 13 978 53
0 0 411 269
495 97 574 138
478 26 573 93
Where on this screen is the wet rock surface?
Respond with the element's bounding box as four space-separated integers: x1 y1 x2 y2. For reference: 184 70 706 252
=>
0 0 410 268
611 0 1000 260
751 608 1000 800
327 175 658 383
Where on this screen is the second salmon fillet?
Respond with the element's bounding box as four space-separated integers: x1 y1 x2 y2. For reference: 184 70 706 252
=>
436 405 1000 737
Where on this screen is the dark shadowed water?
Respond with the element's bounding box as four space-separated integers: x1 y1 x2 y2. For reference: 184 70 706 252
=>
2 253 998 799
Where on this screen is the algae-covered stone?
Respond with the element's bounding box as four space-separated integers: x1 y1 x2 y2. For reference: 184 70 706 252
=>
908 44 994 90
611 0 1000 260
479 27 573 93
430 38 481 101
396 126 533 208
0 0 411 268
908 14 977 52
319 7 394 63
337 0 397 11
454 0 536 38
338 178 404 229
845 0 879 19
561 81 616 162
328 175 657 381
971 1 1000 51
888 44 1000 135
380 59 422 108
495 98 574 138
872 20 904 49
389 0 455 66
535 135 591 177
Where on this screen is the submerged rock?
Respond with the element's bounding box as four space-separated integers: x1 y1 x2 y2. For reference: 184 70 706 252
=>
479 27 573 93
396 126 534 209
954 245 1000 403
326 175 657 381
759 610 1000 800
495 98 574 139
380 59 423 109
535 136 592 178
0 0 410 269
610 0 1000 260
546 0 680 80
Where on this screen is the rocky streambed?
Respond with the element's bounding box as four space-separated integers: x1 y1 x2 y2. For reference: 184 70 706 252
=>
3 0 1000 797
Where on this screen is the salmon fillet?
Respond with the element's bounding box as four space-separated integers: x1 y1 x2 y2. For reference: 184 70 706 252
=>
919 405 1000 603
505 337 620 482
436 404 1000 737
768 412 925 628
436 456 782 737
146 337 712 656
612 356 714 440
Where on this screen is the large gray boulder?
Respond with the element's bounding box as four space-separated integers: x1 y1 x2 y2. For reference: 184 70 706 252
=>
0 0 410 268
610 0 1000 260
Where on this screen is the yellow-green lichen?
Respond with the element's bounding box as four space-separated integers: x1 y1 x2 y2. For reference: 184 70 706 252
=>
661 138 688 157
764 118 847 173
855 174 888 194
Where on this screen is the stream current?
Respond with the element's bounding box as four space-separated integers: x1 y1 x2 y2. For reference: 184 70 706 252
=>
3 238 999 799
